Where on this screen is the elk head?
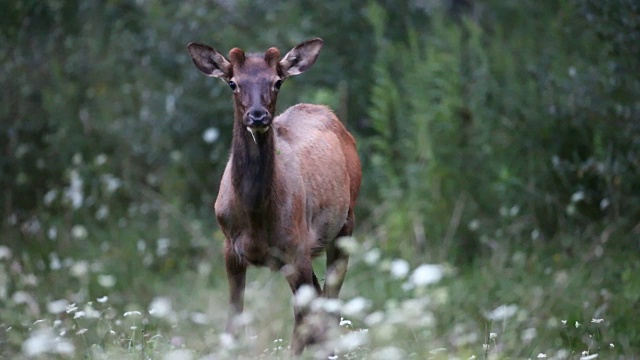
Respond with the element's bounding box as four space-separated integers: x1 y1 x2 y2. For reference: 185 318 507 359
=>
187 38 324 142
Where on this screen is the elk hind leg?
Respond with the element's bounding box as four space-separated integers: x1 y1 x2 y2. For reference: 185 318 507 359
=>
323 209 354 298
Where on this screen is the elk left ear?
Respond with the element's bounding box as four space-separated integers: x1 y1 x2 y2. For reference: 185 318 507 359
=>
279 38 323 78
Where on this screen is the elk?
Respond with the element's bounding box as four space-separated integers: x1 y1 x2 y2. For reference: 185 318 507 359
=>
187 38 361 354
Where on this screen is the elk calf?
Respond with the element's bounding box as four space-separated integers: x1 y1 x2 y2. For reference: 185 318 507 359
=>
187 38 361 354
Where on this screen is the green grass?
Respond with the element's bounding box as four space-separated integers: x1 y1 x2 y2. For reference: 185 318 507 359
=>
1 213 636 359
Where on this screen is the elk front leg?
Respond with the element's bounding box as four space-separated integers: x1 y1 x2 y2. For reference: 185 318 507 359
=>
285 257 322 355
224 241 247 334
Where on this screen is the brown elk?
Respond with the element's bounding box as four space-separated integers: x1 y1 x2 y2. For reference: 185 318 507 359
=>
186 38 361 354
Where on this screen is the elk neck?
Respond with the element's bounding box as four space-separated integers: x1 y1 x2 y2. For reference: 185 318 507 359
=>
230 110 278 213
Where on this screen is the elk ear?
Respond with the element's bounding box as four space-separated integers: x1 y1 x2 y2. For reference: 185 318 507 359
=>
279 38 323 78
187 42 231 80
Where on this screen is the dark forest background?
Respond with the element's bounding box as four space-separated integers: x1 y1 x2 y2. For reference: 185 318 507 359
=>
1 0 639 358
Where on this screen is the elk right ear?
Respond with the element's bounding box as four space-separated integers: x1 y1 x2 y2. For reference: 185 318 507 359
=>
187 42 231 79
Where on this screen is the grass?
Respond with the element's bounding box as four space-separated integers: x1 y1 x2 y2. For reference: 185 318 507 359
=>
1 210 636 359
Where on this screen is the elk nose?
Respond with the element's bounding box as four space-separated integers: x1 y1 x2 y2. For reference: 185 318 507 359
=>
246 108 271 128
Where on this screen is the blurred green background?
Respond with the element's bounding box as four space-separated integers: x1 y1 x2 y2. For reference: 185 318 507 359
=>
1 0 639 358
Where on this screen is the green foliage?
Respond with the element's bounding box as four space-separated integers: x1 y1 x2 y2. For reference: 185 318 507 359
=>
363 0 640 263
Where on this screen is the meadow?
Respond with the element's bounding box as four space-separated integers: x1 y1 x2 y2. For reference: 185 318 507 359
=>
2 0 639 358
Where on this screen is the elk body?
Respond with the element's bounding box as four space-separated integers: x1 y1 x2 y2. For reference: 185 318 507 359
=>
187 38 361 354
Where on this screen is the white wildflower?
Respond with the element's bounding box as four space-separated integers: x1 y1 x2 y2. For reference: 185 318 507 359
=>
389 259 410 279
149 296 172 318
575 321 580 328
336 236 359 254
70 261 89 277
12 291 35 305
468 219 480 230
335 330 369 352
65 303 78 314
43 190 58 206
83 304 101 319
170 150 182 162
96 296 108 303
156 238 170 256
94 153 108 166
124 310 142 317
23 273 37 286
76 328 88 335
521 327 537 343
48 227 58 240
293 285 317 308
591 318 604 324
97 274 116 288
190 312 210 325
609 343 614 349
22 328 75 356
342 296 370 317
165 94 176 115
164 349 194 360
370 346 405 360
580 354 598 360
137 240 146 252
219 332 235 348
363 248 381 265
509 205 520 216
489 332 497 340
47 299 69 314
22 218 41 235
64 170 84 209
71 225 88 240
49 253 61 270
531 229 541 240
0 246 11 260
410 264 443 286
318 298 342 313
339 318 352 327
73 311 86 319
102 174 122 193
364 311 385 326
72 153 83 165
95 205 109 220
571 191 585 203
561 319 567 326
202 127 220 144
537 353 547 358
401 282 415 291
484 304 518 321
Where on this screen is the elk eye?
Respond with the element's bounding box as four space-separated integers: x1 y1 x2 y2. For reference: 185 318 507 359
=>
228 81 237 90
274 80 282 90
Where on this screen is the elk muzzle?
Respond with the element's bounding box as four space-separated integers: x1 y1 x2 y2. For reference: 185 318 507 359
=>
244 107 272 143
